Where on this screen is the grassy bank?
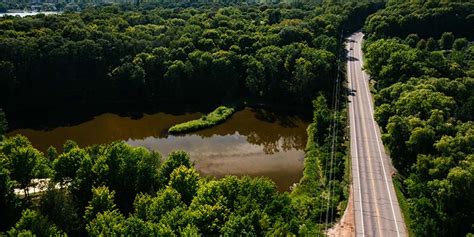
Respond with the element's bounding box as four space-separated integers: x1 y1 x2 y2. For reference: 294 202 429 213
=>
168 106 235 134
393 175 415 237
289 95 348 233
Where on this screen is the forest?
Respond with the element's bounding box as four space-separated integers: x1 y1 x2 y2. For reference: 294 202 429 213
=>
0 1 380 236
0 1 376 113
363 1 473 236
2 0 353 13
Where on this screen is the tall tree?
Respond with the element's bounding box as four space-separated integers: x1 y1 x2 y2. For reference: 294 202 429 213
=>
168 166 200 205
8 147 50 197
159 150 192 187
84 186 117 224
0 108 6 136
0 163 20 231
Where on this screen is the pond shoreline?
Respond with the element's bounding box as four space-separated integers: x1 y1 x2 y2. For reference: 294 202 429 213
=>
5 98 311 131
8 107 310 192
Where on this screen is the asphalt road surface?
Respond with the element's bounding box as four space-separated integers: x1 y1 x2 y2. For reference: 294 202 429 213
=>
347 32 408 237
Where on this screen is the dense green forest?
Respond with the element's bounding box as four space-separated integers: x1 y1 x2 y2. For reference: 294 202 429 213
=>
363 1 473 236
0 1 380 236
1 0 354 12
0 1 377 113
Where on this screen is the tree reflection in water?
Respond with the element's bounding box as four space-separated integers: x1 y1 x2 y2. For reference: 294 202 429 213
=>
8 107 309 155
9 107 309 191
192 107 309 154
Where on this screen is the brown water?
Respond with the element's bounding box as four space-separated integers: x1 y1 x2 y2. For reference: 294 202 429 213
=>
8 107 309 191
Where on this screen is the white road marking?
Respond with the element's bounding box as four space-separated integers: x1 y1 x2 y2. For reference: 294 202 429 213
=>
355 33 401 237
347 41 365 237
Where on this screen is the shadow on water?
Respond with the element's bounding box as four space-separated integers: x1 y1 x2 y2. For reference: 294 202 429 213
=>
6 101 218 131
252 108 300 128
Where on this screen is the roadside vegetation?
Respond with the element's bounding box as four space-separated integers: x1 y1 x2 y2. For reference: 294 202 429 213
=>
169 106 235 134
0 1 382 235
291 95 348 230
363 1 473 236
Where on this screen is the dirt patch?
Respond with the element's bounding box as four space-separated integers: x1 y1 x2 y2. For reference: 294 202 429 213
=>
327 186 355 237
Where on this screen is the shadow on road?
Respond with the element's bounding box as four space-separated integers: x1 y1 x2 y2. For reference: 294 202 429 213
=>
348 56 359 61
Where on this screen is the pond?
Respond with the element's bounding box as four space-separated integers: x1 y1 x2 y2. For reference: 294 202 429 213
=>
8 107 310 191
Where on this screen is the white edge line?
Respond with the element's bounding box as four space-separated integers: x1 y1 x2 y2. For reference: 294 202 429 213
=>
356 33 401 237
348 39 365 237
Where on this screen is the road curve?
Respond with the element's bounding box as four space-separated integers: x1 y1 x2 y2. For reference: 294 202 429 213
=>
347 32 408 237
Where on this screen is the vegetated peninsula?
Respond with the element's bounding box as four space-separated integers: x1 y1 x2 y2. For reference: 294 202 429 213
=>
169 106 235 133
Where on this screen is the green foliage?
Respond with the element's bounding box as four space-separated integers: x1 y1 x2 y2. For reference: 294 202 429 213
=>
111 62 146 97
86 210 126 236
426 37 438 51
453 38 468 51
168 166 200 205
0 163 20 231
89 142 162 211
364 39 422 88
39 188 81 234
63 140 78 153
0 3 6 13
0 140 51 195
87 210 176 236
46 146 57 162
364 2 474 234
151 188 184 216
169 106 235 134
7 209 65 236
159 150 191 187
364 2 473 40
53 147 88 184
0 108 6 136
132 193 153 220
290 93 347 228
84 186 117 223
244 44 336 103
395 89 455 120
0 2 378 110
439 32 455 50
179 224 200 236
311 95 331 144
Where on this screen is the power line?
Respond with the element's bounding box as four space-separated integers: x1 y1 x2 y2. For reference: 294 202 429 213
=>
318 33 341 233
324 30 343 232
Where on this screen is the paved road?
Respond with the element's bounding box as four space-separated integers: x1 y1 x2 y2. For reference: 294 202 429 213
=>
347 32 407 237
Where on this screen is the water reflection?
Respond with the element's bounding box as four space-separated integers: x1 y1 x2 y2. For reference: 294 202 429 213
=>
8 112 202 152
193 108 308 154
8 107 310 191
